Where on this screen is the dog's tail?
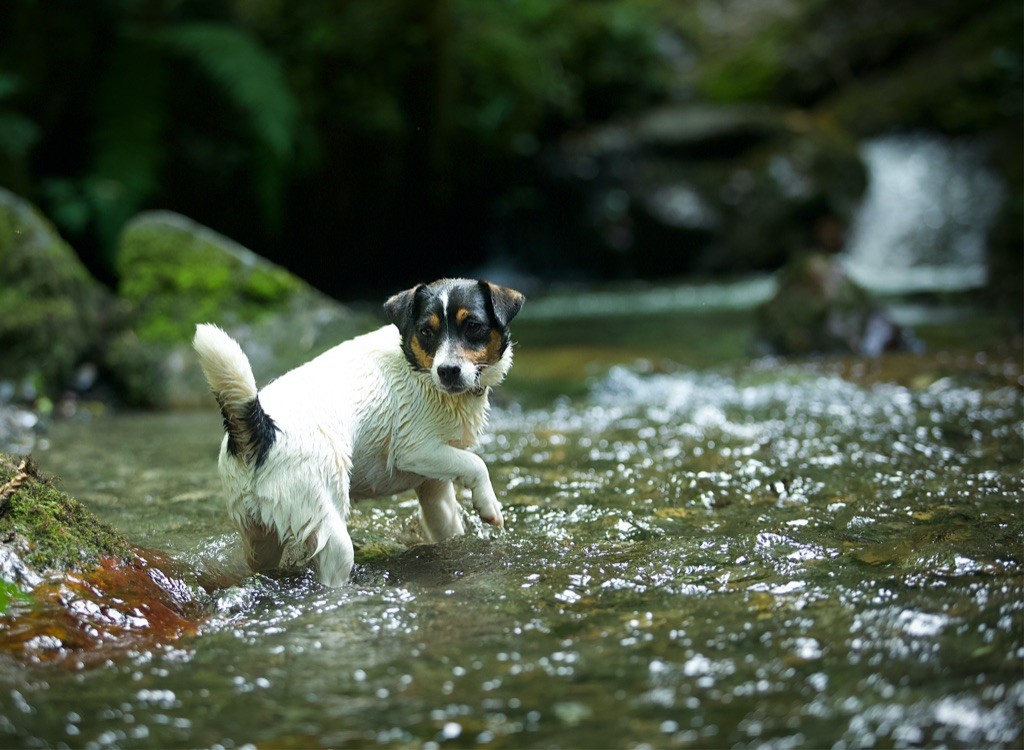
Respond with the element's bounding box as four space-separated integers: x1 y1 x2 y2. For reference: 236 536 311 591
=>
193 323 278 468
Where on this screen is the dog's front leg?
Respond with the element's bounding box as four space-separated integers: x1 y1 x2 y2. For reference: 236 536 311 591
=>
416 479 466 542
399 446 504 528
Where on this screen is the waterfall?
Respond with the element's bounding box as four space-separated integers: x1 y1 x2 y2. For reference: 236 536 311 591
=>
841 134 1005 293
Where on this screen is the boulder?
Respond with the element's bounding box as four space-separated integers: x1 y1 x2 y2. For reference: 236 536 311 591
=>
116 211 378 407
545 104 866 278
0 453 204 664
753 252 916 357
0 189 166 410
0 188 107 399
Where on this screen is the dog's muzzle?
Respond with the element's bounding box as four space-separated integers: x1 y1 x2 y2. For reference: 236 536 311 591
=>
433 360 480 394
437 364 462 389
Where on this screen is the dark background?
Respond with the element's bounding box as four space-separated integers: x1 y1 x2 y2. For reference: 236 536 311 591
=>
0 0 1020 300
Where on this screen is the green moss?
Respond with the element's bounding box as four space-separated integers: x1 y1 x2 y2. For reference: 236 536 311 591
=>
243 266 303 303
0 454 133 573
697 34 788 104
353 540 408 566
0 189 106 393
117 213 307 345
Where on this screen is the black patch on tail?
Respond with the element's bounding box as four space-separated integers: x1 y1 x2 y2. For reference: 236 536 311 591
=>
219 395 280 469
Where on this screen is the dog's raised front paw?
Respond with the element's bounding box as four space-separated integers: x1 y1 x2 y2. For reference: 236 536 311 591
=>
473 492 504 529
471 483 504 529
482 510 504 528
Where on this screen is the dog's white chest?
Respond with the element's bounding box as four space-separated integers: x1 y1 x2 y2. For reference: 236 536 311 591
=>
348 439 419 500
348 390 487 500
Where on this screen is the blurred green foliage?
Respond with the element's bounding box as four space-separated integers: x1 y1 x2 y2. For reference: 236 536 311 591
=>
0 0 1018 295
0 74 38 163
0 0 668 286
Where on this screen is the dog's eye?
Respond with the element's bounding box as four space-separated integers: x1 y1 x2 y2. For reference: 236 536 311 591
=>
464 320 485 335
419 326 435 339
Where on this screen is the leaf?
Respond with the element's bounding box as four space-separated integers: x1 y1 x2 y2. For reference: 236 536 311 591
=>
0 579 30 614
155 22 299 162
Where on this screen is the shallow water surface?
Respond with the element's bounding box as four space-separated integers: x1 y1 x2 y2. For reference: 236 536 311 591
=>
2 343 1022 747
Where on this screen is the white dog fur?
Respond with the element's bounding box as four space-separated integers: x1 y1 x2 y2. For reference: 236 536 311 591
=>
193 320 513 587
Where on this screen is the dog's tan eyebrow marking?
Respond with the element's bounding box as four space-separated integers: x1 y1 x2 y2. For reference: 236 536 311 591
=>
427 313 441 330
462 329 503 365
455 308 471 325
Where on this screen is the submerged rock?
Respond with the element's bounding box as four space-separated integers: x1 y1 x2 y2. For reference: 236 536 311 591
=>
753 252 915 357
117 211 378 407
0 452 205 664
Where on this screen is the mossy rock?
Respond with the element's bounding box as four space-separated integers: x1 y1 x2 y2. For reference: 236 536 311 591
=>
554 105 866 274
117 211 306 345
0 453 133 579
753 253 912 356
718 121 866 270
0 188 107 396
0 452 206 660
116 211 378 406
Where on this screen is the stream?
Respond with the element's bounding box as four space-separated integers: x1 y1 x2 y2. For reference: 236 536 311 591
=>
1 295 1022 748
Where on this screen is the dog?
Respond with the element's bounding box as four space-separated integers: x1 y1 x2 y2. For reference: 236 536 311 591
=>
193 278 524 587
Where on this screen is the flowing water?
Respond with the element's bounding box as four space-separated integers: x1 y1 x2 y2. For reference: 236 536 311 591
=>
1 298 1022 748
841 134 1005 294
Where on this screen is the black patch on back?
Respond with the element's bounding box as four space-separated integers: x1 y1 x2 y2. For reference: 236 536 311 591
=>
246 397 280 469
220 403 234 447
220 395 279 469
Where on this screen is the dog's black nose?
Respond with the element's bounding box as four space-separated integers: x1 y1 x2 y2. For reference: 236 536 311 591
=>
437 365 461 386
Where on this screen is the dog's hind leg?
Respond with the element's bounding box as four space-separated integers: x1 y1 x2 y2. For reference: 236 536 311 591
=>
310 505 354 587
240 519 284 574
416 479 466 542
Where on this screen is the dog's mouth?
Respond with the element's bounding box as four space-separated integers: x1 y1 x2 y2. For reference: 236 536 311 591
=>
435 369 488 396
438 380 482 396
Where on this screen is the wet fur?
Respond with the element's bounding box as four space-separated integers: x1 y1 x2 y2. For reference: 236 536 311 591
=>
193 278 523 587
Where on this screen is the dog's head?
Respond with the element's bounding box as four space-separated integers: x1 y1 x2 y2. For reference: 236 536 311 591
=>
384 278 524 395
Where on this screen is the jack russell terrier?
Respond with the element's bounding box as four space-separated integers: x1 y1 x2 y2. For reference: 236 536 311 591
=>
193 278 524 587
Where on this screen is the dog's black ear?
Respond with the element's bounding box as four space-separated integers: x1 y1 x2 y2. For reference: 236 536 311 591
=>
384 284 426 333
480 280 525 328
